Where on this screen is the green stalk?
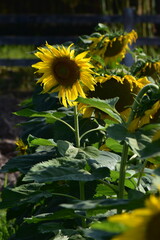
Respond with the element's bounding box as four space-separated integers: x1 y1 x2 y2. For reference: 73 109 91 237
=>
52 192 79 200
80 126 105 142
4 173 8 188
74 105 80 148
99 179 118 195
117 142 129 200
53 116 75 133
74 105 86 227
137 159 148 189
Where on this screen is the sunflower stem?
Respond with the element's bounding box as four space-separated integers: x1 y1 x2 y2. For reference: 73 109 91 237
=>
74 105 86 228
52 192 79 200
80 127 105 141
117 142 129 200
98 179 118 194
4 173 8 188
74 105 80 148
137 159 148 189
53 117 75 133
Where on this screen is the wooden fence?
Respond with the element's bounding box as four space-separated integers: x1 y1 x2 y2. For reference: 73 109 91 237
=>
0 7 160 66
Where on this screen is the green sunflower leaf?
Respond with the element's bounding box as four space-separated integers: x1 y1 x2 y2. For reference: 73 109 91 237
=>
60 199 129 211
37 223 64 234
57 140 78 157
0 150 57 173
61 197 144 212
139 139 160 159
92 54 105 67
107 123 128 141
23 159 95 183
105 138 123 153
22 150 113 183
14 108 66 122
87 150 120 171
25 210 79 223
94 184 118 198
53 231 69 240
0 183 52 209
77 97 122 123
91 220 127 234
27 134 57 147
81 146 100 158
84 228 116 240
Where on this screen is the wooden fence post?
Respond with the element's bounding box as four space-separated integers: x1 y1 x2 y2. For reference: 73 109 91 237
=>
123 7 136 66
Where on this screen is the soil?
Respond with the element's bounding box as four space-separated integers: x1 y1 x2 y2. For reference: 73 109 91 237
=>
0 93 31 190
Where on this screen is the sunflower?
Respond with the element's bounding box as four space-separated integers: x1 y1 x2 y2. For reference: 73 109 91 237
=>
89 30 137 66
128 100 160 132
108 195 160 240
78 74 150 121
15 138 28 155
32 42 96 107
133 59 160 78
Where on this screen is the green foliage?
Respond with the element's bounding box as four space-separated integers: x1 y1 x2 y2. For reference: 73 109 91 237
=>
77 97 121 123
0 210 15 240
0 23 160 240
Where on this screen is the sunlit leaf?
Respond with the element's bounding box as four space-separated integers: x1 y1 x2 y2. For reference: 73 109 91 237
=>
88 150 120 171
0 149 57 173
57 140 78 157
25 209 79 223
23 159 109 183
15 108 66 123
77 97 121 122
27 134 57 147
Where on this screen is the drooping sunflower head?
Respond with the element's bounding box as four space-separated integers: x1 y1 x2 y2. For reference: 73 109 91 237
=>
131 58 160 80
89 30 137 66
32 42 96 107
108 195 160 240
128 85 160 132
78 73 150 121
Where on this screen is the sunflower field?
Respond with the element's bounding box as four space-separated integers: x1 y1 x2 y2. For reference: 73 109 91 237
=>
0 23 160 240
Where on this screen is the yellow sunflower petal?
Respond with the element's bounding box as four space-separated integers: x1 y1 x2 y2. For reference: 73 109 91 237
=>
108 195 160 240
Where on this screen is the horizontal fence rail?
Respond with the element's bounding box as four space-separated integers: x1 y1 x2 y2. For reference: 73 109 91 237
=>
0 8 160 66
0 14 122 25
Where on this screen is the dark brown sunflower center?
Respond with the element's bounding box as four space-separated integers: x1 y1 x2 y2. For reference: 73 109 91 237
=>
146 212 160 240
53 57 80 87
104 38 125 57
140 65 156 77
88 78 134 112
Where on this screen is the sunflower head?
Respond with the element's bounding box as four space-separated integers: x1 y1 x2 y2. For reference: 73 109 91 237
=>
132 59 160 79
32 42 96 107
108 195 160 240
128 96 160 132
79 74 150 121
15 138 28 155
89 30 137 66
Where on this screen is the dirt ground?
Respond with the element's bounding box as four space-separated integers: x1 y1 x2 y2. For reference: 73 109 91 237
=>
0 93 30 190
